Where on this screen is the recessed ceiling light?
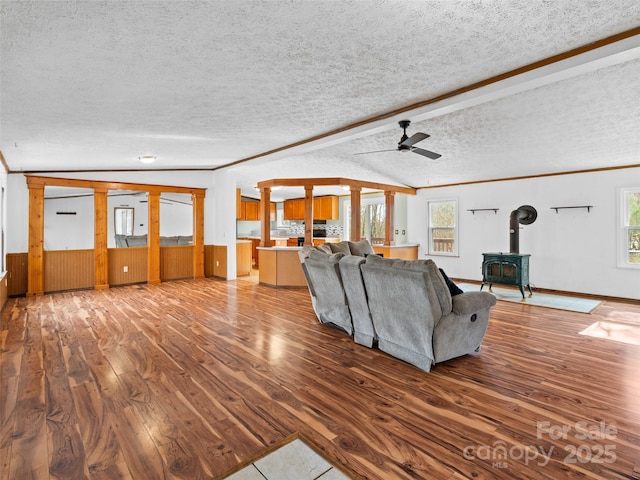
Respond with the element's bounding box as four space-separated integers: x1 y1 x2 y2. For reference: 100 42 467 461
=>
138 155 156 164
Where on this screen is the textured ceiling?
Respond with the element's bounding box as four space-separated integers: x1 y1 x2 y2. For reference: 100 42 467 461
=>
1 1 639 200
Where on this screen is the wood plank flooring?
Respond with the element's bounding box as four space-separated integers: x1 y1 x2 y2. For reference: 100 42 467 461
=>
1 278 639 479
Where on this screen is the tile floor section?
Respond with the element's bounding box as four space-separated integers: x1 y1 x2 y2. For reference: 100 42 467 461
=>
224 439 351 480
456 283 602 313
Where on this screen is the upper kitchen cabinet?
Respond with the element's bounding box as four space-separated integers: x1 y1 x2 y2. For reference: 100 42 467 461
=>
236 196 276 221
283 196 339 221
313 196 338 220
283 198 305 220
241 201 260 221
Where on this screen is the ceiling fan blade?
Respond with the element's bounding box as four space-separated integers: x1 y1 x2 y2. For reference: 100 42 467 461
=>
353 149 397 155
412 147 442 160
400 132 429 147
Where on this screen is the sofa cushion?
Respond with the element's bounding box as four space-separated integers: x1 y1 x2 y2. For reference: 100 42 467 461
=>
364 255 452 315
303 250 352 335
160 236 180 246
115 234 128 247
339 255 376 347
316 243 333 254
178 235 193 245
348 239 375 256
307 249 345 263
126 234 147 247
329 241 352 255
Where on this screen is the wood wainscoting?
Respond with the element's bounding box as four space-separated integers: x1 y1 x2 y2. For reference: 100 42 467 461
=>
108 247 148 286
7 244 228 296
6 253 28 297
43 249 95 293
204 245 228 278
161 245 194 281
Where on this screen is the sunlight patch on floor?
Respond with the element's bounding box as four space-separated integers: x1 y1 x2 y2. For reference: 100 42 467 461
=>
579 320 640 346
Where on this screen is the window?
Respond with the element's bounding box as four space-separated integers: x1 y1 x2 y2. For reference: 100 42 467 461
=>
620 187 640 268
114 207 134 236
361 203 385 244
428 199 458 255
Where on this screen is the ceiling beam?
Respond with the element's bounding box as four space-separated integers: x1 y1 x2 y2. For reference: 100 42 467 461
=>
256 177 416 195
26 175 207 196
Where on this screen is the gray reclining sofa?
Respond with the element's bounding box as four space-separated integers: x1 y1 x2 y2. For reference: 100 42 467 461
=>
299 240 496 372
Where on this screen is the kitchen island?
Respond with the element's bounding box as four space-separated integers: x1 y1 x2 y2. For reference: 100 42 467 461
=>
257 246 307 288
257 242 419 287
371 243 419 260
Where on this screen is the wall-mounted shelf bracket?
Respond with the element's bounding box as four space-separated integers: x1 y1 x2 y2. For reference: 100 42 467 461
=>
550 205 593 213
468 208 499 214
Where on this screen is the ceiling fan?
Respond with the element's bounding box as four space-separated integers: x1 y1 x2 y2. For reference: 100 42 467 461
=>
355 120 441 159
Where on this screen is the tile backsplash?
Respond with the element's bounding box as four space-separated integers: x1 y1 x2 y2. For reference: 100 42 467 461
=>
287 223 343 237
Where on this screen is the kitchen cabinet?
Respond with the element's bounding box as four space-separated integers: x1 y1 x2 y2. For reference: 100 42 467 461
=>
283 198 305 220
242 201 260 221
236 188 275 221
313 196 339 220
236 200 260 220
283 196 338 220
270 201 276 221
236 241 252 276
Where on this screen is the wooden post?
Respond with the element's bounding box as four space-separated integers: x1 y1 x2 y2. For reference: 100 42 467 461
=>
304 186 314 246
148 192 161 284
94 187 109 289
384 190 395 246
350 186 362 241
27 180 45 296
192 192 205 279
259 187 272 247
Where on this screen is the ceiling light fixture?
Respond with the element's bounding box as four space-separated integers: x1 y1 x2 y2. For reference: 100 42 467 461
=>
138 155 156 164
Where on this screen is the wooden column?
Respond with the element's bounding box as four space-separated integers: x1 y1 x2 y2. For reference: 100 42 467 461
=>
304 186 314 246
192 192 205 279
147 192 161 284
350 186 362 241
94 187 109 289
27 180 45 296
384 190 395 246
259 187 272 247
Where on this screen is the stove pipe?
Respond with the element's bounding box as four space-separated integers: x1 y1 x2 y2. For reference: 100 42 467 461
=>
509 205 537 254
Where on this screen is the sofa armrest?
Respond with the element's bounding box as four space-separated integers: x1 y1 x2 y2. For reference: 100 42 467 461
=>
451 291 496 316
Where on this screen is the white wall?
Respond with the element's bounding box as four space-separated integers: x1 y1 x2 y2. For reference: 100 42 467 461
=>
0 170 7 273
44 194 94 250
407 167 640 300
6 174 29 253
211 169 237 279
158 193 193 237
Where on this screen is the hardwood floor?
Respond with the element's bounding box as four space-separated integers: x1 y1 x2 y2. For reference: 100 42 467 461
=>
1 278 639 479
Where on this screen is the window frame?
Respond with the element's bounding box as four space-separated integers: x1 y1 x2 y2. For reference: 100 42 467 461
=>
114 207 135 236
427 198 459 257
618 186 640 269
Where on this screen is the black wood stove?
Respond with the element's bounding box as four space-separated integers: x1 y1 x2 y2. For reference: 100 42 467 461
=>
481 205 537 301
